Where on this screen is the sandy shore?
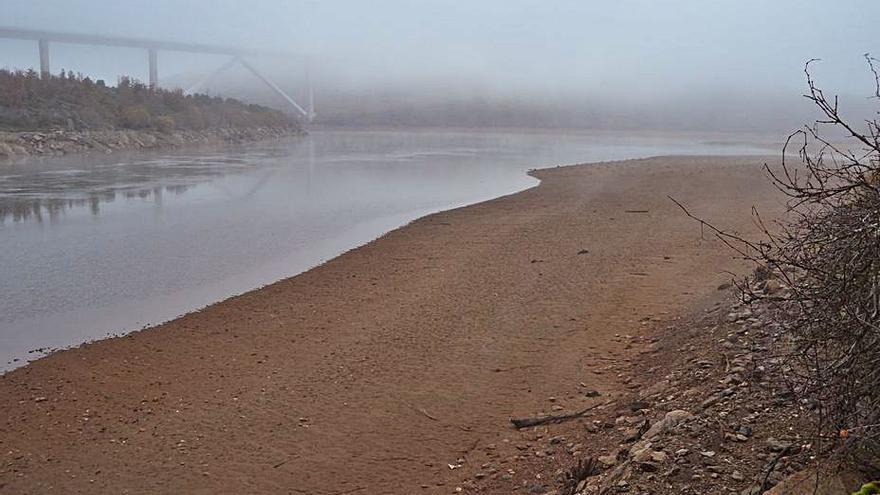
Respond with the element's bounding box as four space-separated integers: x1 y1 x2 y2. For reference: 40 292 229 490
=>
0 156 784 494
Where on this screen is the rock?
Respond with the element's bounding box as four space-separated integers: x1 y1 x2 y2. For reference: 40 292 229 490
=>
628 400 650 411
528 483 548 494
632 447 654 464
597 455 617 468
637 380 669 398
699 450 716 458
700 395 721 409
763 279 782 294
623 427 643 442
765 438 793 453
618 415 646 427
731 471 745 481
764 468 863 495
643 410 694 439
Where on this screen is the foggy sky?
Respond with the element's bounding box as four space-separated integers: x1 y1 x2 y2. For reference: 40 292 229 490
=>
3 1 879 130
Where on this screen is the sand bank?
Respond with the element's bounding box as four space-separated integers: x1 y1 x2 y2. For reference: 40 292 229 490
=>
0 155 784 493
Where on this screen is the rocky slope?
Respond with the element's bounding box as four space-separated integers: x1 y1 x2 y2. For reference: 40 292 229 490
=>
448 280 871 494
0 127 300 161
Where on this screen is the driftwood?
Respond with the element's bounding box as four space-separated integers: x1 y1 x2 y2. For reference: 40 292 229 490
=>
510 401 607 429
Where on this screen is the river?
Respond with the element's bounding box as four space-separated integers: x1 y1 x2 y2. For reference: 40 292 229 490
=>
0 128 770 369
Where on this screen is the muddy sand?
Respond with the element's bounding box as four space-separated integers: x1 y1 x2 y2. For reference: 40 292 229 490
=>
0 156 784 494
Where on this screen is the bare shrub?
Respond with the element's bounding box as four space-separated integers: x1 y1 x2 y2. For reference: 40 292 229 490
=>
676 55 880 475
119 105 152 129
154 115 176 133
0 69 297 131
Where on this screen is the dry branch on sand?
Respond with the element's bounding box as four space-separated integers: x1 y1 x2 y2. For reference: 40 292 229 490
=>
510 402 608 429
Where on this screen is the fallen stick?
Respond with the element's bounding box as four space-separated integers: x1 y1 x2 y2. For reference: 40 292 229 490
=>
510 401 608 429
417 407 439 421
404 401 440 421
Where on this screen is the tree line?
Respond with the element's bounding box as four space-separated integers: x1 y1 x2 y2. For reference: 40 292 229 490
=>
0 69 298 132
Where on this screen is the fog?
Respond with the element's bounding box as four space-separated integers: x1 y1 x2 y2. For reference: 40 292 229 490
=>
3 0 879 131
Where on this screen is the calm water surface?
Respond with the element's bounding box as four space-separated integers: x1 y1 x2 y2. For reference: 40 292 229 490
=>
0 128 768 369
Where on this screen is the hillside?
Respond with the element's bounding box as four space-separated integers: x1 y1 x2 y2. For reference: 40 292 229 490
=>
0 69 299 132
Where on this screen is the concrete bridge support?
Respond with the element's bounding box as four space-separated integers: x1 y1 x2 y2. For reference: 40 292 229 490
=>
148 48 158 88
38 39 49 78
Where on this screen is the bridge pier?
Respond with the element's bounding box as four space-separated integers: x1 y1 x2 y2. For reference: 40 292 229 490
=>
148 48 158 88
38 39 50 78
1 26 315 119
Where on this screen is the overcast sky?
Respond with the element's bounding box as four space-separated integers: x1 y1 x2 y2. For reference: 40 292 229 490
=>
3 1 879 109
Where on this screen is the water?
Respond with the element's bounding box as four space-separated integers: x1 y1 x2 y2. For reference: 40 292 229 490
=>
0 128 770 369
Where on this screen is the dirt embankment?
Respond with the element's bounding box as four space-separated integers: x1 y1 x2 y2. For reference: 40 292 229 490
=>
467 281 868 495
1 156 792 494
0 126 302 161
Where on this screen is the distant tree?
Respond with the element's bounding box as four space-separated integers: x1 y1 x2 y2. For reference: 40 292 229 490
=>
154 115 175 133
119 106 151 129
0 68 297 132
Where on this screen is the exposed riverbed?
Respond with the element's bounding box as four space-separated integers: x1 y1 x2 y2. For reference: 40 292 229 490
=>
0 128 770 369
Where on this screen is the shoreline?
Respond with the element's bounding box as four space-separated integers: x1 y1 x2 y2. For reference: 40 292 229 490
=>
0 155 785 493
1 157 541 373
0 126 303 161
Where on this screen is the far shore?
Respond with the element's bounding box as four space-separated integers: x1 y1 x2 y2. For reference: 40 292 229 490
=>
0 126 303 161
0 155 785 493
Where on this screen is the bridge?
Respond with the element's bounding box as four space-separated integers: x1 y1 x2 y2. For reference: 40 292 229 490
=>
0 26 315 122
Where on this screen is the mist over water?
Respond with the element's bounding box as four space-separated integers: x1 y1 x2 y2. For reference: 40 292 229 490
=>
3 1 879 131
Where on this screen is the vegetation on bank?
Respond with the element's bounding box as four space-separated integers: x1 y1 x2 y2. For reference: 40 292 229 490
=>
0 69 299 132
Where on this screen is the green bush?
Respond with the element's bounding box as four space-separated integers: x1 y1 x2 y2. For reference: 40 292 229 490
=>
853 482 880 495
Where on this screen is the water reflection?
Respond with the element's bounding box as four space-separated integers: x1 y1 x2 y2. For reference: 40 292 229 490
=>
0 184 195 223
0 145 297 224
